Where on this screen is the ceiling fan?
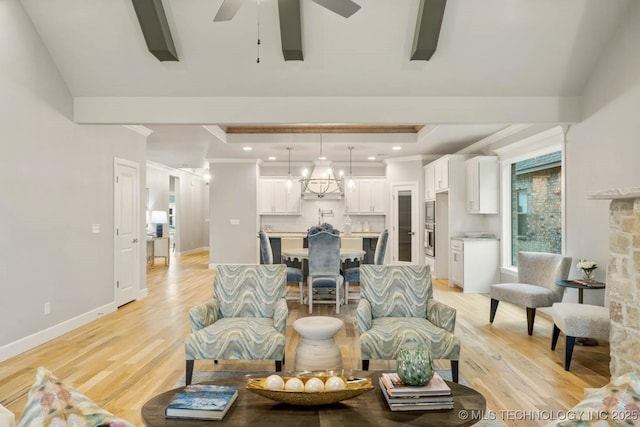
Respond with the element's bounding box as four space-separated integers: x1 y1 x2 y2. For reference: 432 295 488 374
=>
214 0 361 21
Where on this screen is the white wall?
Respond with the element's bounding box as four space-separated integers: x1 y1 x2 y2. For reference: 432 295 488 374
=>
564 2 640 304
209 161 260 265
0 1 146 359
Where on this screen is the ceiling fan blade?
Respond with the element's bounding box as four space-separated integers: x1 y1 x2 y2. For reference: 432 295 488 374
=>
311 0 361 18
214 0 245 22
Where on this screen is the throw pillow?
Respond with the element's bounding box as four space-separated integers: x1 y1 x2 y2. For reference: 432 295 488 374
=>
557 371 640 427
16 367 136 427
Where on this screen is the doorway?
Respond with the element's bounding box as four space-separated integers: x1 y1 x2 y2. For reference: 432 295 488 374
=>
114 158 140 307
391 183 419 264
169 176 179 254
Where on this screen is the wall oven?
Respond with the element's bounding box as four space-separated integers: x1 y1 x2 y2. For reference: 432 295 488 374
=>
425 201 435 257
425 224 435 257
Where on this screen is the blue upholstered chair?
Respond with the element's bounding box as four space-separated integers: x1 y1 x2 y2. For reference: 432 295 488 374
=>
307 229 344 314
259 229 304 304
357 265 461 382
490 252 572 336
184 264 288 385
344 229 389 304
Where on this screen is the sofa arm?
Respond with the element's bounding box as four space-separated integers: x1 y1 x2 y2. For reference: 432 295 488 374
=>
427 299 457 334
273 298 288 335
189 299 221 332
356 299 373 333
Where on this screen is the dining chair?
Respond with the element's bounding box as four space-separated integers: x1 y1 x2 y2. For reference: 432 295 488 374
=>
344 229 389 304
259 230 304 304
307 230 344 314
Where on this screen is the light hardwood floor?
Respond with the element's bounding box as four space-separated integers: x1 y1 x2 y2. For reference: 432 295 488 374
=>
0 251 610 426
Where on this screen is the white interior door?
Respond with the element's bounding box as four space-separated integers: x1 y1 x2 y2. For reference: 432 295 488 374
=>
114 158 140 307
391 183 419 264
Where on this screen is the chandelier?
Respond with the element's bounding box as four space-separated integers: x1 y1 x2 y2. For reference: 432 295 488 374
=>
300 135 343 198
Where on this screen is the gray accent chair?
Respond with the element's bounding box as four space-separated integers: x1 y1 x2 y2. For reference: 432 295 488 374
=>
344 229 389 304
490 251 572 336
551 302 610 370
259 229 304 304
307 230 344 314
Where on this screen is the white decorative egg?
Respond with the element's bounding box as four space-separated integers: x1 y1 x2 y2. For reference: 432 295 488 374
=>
304 377 325 392
324 376 346 391
284 377 305 391
264 374 285 390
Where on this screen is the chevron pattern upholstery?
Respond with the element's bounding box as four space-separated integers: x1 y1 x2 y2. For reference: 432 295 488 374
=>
344 229 388 303
259 229 304 303
184 264 287 384
357 265 461 382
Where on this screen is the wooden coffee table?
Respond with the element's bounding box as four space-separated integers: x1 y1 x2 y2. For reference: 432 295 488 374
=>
141 372 486 427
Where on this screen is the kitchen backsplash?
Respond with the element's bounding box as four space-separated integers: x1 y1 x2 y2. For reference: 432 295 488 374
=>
261 199 385 233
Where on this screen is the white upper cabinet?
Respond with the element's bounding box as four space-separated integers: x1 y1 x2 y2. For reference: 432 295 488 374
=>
433 157 449 192
465 156 499 214
259 178 301 215
424 163 435 200
345 178 386 214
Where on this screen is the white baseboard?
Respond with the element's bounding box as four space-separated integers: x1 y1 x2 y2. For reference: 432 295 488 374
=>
177 246 209 257
0 302 116 363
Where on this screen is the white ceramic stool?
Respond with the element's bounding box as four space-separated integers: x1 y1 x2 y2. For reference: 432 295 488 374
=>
293 316 344 372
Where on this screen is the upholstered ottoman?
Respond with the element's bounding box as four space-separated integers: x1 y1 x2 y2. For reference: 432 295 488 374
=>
551 302 610 370
293 316 344 371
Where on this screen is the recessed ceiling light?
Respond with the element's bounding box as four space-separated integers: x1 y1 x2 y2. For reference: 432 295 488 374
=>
368 156 376 160
243 146 252 151
392 146 402 151
268 156 276 160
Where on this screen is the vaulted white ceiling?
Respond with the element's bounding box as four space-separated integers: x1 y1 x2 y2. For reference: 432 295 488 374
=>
19 0 631 168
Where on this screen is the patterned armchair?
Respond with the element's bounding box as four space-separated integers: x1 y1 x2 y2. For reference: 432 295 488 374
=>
184 264 288 385
357 265 461 382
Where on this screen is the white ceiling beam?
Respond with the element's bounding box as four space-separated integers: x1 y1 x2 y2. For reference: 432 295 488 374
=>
74 96 581 126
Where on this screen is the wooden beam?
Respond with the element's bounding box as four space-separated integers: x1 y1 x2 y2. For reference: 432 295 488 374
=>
410 0 447 61
278 0 304 61
224 124 423 134
131 0 178 62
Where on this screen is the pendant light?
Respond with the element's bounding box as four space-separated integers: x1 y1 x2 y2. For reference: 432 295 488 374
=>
286 146 293 193
347 146 355 192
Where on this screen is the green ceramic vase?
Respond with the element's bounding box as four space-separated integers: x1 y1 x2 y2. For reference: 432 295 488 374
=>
396 344 434 386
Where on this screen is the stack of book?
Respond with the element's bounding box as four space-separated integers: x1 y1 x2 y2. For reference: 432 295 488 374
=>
379 372 453 411
165 384 238 421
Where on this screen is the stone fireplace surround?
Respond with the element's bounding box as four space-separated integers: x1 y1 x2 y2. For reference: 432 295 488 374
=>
589 187 640 377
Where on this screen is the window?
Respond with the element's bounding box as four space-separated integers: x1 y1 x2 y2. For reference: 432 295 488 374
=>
510 151 562 265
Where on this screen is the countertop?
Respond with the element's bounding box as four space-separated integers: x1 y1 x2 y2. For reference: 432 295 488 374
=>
451 235 499 241
265 231 381 238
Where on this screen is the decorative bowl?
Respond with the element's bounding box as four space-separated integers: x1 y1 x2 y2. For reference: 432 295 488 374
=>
245 374 373 406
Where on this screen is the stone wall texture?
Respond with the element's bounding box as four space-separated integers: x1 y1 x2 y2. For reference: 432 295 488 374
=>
608 198 640 376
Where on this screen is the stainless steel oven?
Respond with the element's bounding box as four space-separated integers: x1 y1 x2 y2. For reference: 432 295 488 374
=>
425 224 435 257
425 201 435 257
425 201 435 223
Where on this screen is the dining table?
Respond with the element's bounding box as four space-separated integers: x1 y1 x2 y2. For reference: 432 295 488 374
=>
281 248 366 263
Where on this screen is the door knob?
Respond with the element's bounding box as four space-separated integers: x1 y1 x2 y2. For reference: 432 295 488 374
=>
132 238 139 243
407 232 415 235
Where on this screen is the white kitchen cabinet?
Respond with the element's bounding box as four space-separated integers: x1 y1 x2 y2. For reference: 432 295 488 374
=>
424 163 435 200
259 178 301 215
433 157 449 192
465 156 499 214
449 238 499 293
345 178 386 214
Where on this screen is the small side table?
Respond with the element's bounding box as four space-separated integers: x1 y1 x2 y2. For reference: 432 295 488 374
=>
555 280 606 345
293 316 344 371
